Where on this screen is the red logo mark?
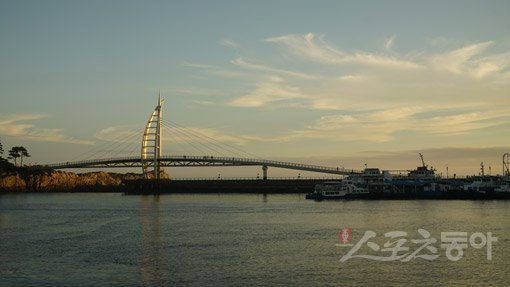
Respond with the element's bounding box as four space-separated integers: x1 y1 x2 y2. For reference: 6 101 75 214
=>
339 227 352 244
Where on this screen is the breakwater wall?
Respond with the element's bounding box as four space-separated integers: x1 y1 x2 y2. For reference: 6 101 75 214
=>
124 179 336 194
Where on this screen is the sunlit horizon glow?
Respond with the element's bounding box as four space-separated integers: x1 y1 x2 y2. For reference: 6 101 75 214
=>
1 1 509 177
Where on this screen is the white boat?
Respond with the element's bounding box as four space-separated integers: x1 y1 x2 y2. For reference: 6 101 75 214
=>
306 181 369 200
495 176 510 193
463 176 499 194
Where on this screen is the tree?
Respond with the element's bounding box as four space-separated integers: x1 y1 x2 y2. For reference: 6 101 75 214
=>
18 146 30 166
8 146 31 167
0 139 15 173
8 147 20 167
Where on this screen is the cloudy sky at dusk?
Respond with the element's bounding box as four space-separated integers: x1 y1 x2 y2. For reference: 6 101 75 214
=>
1 0 509 177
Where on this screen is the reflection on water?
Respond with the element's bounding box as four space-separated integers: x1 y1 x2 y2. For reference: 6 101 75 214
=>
140 195 163 286
0 193 509 286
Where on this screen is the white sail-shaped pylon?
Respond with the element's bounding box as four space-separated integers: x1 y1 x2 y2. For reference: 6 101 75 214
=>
141 92 163 179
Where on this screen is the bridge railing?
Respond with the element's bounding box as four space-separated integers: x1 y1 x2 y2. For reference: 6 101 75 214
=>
201 156 358 173
40 156 141 168
171 176 343 181
34 155 362 174
165 155 358 173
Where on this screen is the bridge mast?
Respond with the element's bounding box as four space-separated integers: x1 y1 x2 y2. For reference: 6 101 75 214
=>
141 92 163 179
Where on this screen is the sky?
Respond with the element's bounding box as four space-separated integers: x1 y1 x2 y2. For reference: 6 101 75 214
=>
1 0 509 177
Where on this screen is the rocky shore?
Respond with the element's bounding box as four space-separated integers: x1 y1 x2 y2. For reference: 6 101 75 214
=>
0 170 146 192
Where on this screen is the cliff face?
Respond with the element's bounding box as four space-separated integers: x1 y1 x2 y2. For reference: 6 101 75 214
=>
0 171 145 192
23 171 123 191
24 171 80 191
0 174 26 192
78 171 123 186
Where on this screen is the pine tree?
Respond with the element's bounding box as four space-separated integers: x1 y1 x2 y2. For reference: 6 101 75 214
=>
18 146 30 166
8 147 20 167
7 146 31 167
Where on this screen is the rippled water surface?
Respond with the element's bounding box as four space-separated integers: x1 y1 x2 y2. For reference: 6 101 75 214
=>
1 193 509 286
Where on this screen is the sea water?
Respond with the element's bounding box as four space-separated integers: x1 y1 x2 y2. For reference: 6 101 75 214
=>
1 193 509 286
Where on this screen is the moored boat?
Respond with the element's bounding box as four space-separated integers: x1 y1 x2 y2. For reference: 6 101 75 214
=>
306 181 369 200
306 154 510 200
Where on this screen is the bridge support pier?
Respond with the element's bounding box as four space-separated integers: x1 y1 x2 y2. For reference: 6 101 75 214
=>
262 165 268 180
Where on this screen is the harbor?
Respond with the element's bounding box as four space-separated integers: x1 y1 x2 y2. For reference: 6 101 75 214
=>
119 153 510 199
306 153 510 200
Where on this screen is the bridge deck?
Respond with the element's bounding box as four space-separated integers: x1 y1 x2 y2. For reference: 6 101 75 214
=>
31 155 362 175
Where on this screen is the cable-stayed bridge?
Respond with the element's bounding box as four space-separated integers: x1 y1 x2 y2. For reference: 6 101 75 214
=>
31 93 362 178
33 155 360 177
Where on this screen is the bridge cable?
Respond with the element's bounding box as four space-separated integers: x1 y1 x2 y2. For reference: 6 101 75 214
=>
163 119 263 159
161 121 234 157
161 125 211 156
168 120 264 159
69 126 143 162
83 128 142 161
166 125 230 157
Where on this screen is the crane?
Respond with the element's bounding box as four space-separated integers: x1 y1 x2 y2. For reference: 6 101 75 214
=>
419 153 427 168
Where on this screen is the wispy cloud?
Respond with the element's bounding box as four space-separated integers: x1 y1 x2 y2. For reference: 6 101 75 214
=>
249 108 508 143
220 38 240 49
0 114 93 145
229 76 309 108
193 100 215 106
165 86 223 97
384 35 396 50
183 62 246 78
420 111 508 135
265 34 509 76
184 35 510 149
431 41 490 76
266 33 346 64
183 62 218 69
266 33 423 69
430 41 510 78
231 57 317 79
338 75 364 81
93 126 140 143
